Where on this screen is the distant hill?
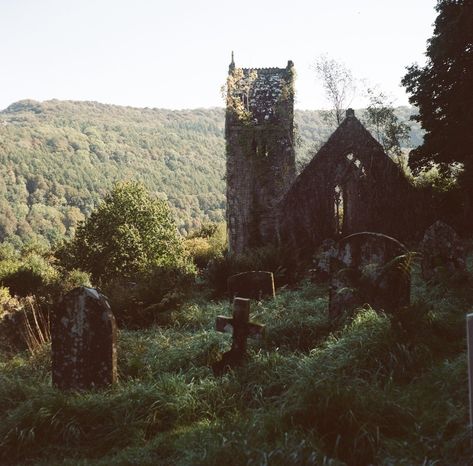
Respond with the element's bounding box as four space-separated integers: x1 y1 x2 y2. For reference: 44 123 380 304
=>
0 99 423 246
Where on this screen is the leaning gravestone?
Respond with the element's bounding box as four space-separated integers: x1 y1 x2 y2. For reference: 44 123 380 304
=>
227 271 275 301
329 232 411 319
51 287 117 391
420 221 467 281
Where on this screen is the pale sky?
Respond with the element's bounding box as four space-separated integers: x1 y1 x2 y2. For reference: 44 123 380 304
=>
0 0 437 111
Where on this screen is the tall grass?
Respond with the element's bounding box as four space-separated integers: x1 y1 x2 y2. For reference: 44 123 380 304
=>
0 266 472 465
20 297 51 355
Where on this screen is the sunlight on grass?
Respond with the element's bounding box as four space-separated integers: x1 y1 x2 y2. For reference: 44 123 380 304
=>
1 272 473 465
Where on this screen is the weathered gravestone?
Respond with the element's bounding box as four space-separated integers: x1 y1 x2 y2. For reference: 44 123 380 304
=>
420 221 467 281
312 238 339 280
52 287 117 391
213 297 265 375
227 271 275 301
329 232 411 320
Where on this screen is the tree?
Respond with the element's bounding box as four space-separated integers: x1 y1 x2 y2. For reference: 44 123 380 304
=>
402 0 473 220
61 181 189 282
363 88 410 157
314 56 356 126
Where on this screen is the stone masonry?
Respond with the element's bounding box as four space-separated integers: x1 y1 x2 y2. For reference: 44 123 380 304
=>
225 60 418 262
225 55 296 255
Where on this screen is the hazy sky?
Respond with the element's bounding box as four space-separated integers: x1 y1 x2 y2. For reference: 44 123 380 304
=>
0 0 437 111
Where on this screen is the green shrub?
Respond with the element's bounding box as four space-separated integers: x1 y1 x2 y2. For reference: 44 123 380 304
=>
185 222 226 269
0 253 58 297
60 269 92 293
0 287 16 319
184 237 214 269
100 265 195 328
59 181 193 283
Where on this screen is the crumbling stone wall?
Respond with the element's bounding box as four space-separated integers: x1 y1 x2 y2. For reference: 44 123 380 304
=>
226 58 296 255
278 110 417 259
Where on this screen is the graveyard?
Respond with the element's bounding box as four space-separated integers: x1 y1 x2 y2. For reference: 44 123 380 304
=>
1 1 473 465
0 255 472 465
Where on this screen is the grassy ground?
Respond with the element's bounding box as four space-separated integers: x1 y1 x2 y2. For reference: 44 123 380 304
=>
1 263 473 466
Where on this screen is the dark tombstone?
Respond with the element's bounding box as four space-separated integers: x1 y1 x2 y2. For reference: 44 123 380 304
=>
420 221 467 281
213 297 265 375
227 271 275 301
329 232 411 320
51 287 117 391
312 238 338 280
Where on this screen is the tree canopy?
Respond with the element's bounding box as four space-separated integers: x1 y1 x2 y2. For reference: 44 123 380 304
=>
61 181 189 282
362 88 410 157
313 56 356 126
402 0 473 216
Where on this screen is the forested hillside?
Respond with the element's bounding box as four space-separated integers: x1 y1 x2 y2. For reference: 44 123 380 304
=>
0 99 422 246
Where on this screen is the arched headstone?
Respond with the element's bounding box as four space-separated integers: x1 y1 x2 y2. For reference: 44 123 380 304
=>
227 271 275 301
329 232 411 319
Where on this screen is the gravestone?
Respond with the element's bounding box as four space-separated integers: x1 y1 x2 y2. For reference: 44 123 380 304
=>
213 297 265 375
329 232 411 319
312 238 339 280
420 221 467 281
227 271 275 301
51 287 117 391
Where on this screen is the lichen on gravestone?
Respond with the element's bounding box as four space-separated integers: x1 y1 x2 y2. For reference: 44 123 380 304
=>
51 286 117 391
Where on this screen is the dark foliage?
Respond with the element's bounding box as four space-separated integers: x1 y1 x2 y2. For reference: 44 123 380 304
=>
402 0 473 223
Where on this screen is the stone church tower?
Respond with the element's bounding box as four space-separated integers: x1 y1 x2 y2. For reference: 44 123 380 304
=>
225 55 296 255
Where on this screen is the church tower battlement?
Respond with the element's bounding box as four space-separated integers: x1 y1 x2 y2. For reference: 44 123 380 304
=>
225 55 296 255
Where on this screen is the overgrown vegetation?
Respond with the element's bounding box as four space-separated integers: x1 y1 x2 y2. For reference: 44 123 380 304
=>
0 254 472 465
402 0 473 221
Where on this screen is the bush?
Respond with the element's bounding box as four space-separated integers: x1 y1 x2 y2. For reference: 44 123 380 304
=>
55 181 197 327
59 269 92 294
59 181 192 283
101 265 195 328
0 253 58 298
0 287 18 319
184 237 214 269
185 222 226 269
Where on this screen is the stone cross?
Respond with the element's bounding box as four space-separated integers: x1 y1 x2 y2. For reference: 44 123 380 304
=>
467 313 473 430
227 271 275 301
213 297 265 374
51 287 117 391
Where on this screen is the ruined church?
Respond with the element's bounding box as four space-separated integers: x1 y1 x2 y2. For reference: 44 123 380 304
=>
225 58 416 258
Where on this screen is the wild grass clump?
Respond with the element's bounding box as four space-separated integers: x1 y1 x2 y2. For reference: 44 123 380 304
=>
0 376 214 463
277 309 410 465
20 296 51 354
